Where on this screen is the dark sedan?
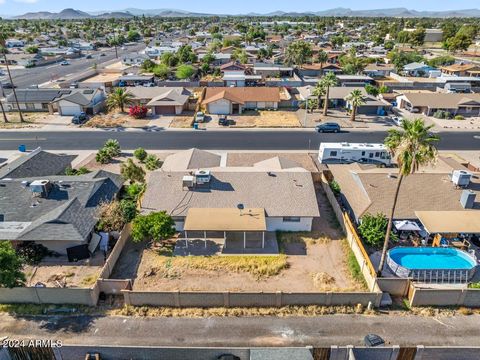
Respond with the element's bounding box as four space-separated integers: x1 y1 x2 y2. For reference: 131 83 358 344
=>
315 122 341 133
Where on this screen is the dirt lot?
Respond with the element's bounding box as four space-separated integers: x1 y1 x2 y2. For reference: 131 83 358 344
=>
0 113 46 129
226 152 318 172
85 112 154 128
23 256 103 288
229 110 301 128
118 185 363 293
169 115 194 128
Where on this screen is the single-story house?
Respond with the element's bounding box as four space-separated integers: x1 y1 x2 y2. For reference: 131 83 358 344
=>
141 150 320 234
5 88 105 115
328 158 479 224
346 95 392 116
402 62 435 77
440 63 480 77
122 52 150 66
336 75 374 87
396 92 480 117
298 63 342 77
119 75 154 86
253 64 294 78
363 63 395 78
50 88 106 116
202 87 281 114
198 53 232 66
127 87 191 115
0 170 123 255
0 148 75 179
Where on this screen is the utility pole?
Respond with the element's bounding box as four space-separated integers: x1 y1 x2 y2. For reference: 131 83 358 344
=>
0 36 23 122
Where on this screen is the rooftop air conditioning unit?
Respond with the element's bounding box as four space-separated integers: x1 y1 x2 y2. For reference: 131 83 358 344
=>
452 170 472 188
194 170 211 185
460 190 476 209
182 175 195 189
30 179 52 197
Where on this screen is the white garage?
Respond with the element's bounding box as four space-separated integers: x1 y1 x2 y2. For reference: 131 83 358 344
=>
207 98 231 115
57 100 82 116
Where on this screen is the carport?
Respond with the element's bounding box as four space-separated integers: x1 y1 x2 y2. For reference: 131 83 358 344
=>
182 208 267 249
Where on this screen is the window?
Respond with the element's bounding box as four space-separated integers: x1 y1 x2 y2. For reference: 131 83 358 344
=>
369 153 374 158
329 151 338 156
283 217 301 222
361 151 365 156
375 152 380 157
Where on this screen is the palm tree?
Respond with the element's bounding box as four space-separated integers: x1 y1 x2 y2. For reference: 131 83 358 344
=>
312 81 326 111
345 89 365 122
377 119 440 276
317 50 328 75
0 31 24 122
107 88 134 113
0 98 8 123
321 72 337 116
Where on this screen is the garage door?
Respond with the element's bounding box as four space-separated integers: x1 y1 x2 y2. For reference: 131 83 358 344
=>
60 104 82 116
155 106 176 115
208 100 230 115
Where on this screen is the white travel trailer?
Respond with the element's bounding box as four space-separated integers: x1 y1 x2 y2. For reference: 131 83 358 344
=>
319 142 391 166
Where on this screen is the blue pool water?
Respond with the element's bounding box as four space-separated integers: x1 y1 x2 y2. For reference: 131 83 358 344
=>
388 247 477 270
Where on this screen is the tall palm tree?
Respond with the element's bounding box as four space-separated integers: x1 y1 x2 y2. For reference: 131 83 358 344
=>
345 89 365 122
107 88 134 113
321 72 337 116
317 50 328 75
312 81 326 111
377 119 440 276
0 32 24 122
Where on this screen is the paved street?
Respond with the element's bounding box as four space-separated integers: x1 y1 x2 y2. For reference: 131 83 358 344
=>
2 43 145 89
1 313 480 347
0 130 478 151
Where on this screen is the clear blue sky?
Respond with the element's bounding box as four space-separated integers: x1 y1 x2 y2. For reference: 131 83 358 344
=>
1 0 479 16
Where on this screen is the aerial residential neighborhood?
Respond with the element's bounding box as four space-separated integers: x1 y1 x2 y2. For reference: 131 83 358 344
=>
0 1 480 359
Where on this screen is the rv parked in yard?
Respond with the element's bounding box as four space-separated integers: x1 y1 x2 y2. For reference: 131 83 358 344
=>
319 142 391 166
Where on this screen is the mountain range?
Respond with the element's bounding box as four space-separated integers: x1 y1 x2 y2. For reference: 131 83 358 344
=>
11 7 480 19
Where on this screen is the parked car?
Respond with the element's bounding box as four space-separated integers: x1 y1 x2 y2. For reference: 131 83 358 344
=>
100 53 106 57
391 116 403 127
71 112 88 125
60 61 70 66
218 115 235 126
316 122 341 133
85 54 93 59
1 82 15 89
143 82 155 87
196 112 205 123
69 82 79 89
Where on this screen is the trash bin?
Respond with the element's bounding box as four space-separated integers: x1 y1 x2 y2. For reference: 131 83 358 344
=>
18 144 26 152
193 122 199 130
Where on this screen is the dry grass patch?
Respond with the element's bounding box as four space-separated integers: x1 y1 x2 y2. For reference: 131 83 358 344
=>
169 116 194 128
231 111 301 128
111 304 377 318
311 272 338 291
0 113 41 128
84 113 128 128
81 274 98 287
146 254 288 280
277 231 331 252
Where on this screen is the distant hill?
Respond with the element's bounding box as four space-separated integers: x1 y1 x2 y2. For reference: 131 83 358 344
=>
12 7 480 19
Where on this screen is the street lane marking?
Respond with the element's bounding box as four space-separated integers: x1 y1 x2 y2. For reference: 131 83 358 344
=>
0 138 46 141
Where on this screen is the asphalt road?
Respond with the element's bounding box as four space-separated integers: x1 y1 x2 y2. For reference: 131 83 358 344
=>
0 130 478 151
3 43 145 89
1 313 480 347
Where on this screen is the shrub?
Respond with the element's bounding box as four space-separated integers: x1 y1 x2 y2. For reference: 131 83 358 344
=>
454 115 465 120
133 148 148 162
96 148 112 164
125 183 145 201
120 199 138 222
96 201 126 232
104 139 121 157
129 105 148 119
358 213 396 248
144 154 161 171
0 242 25 288
17 243 52 265
132 211 176 243
65 167 90 176
329 180 341 195
433 110 452 119
120 158 146 184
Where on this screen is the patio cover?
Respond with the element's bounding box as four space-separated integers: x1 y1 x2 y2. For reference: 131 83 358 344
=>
394 220 421 231
415 211 480 234
184 208 267 232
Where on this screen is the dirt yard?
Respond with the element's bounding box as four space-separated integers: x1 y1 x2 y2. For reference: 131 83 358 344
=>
122 185 363 293
24 261 102 288
229 110 301 128
169 115 194 128
0 113 46 129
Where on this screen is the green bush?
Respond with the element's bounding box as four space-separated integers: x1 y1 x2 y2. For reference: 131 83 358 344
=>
104 139 121 157
120 199 138 222
16 243 52 265
145 154 161 171
454 115 465 120
133 148 147 162
358 213 396 248
125 183 145 200
433 110 452 119
96 148 112 164
132 211 176 243
468 282 480 289
65 167 90 176
329 180 341 195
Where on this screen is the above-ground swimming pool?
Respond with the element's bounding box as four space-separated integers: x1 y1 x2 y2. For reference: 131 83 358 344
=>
387 247 478 283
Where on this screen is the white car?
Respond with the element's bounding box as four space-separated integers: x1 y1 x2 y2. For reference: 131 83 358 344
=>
60 61 70 66
391 116 403 127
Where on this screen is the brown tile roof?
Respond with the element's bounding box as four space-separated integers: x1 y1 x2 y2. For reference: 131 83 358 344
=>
401 93 480 109
329 158 480 221
441 63 480 72
203 87 281 105
220 61 246 71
